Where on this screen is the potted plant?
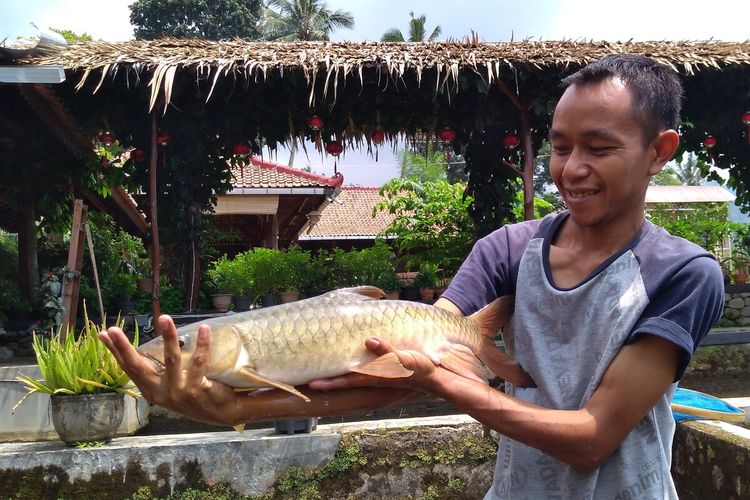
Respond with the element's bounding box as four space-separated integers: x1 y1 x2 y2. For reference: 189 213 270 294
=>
278 245 311 303
207 255 251 311
13 309 140 446
722 254 750 285
376 270 403 300
414 263 438 301
245 248 284 307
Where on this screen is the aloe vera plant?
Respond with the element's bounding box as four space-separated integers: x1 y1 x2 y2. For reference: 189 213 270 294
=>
13 308 140 412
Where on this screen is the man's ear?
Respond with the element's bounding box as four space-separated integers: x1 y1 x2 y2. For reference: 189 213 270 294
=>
648 129 680 176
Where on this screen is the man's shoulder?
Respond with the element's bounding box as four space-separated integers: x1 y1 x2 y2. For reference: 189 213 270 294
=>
480 212 561 245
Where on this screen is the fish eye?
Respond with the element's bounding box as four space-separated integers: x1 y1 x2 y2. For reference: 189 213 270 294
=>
178 337 185 348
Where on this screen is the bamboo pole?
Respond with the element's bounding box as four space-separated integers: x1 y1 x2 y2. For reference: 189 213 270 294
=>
149 109 162 331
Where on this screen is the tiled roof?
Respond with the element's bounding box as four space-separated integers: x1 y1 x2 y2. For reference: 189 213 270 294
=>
230 156 343 189
646 185 735 203
300 186 396 240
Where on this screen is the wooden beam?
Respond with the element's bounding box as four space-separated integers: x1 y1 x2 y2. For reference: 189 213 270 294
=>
149 109 161 329
61 199 87 338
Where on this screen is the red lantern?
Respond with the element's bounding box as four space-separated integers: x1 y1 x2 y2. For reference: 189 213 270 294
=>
437 127 457 144
703 135 717 162
326 141 343 156
132 148 145 162
157 133 171 146
308 115 325 131
99 132 114 145
503 134 520 149
232 142 251 157
742 111 750 144
371 130 385 144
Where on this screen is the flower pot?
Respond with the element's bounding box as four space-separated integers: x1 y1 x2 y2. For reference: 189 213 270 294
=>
51 392 125 446
419 287 435 301
385 290 400 300
434 286 448 299
233 295 252 311
279 291 300 303
260 293 279 308
137 277 153 294
212 293 233 312
733 271 748 285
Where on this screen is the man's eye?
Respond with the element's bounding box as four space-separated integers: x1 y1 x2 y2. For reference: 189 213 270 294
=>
590 147 613 154
551 146 570 154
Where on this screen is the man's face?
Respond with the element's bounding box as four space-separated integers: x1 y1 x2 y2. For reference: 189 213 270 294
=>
549 78 661 231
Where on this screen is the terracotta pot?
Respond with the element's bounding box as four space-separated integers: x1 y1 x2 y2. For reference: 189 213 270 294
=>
279 291 300 303
385 290 400 300
733 272 748 285
51 392 124 446
212 293 233 312
419 287 435 301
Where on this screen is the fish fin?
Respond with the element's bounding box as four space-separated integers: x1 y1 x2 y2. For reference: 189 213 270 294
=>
320 286 386 301
350 352 414 378
236 367 312 403
468 295 537 388
439 344 490 385
233 424 245 433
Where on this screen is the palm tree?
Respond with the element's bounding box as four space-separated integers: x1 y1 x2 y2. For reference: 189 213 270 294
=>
261 0 354 41
381 11 442 42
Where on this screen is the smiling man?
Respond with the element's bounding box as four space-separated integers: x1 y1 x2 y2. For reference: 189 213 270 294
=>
314 54 725 498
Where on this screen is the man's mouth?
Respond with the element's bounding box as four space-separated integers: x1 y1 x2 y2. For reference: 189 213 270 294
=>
566 189 600 199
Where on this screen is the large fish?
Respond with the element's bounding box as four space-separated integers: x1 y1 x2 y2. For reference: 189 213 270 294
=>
137 286 534 403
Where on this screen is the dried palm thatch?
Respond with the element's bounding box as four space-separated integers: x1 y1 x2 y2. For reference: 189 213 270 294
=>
25 38 750 112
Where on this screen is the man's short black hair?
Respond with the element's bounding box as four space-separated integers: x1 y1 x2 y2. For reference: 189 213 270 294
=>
560 54 683 144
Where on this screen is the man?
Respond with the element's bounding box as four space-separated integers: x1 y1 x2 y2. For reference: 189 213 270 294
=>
101 54 723 498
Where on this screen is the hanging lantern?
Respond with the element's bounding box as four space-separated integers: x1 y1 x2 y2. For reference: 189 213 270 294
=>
371 130 385 144
703 135 717 162
157 133 171 146
132 148 145 162
503 134 520 149
437 127 457 145
308 115 325 131
99 132 114 146
232 142 251 157
326 141 343 156
742 112 750 144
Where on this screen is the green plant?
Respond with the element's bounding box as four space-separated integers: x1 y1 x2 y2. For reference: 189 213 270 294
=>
244 247 285 298
207 254 253 296
13 307 140 411
413 263 438 289
279 245 312 292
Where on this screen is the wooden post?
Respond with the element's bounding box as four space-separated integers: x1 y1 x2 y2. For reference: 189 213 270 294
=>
61 199 87 339
149 109 162 330
17 203 38 302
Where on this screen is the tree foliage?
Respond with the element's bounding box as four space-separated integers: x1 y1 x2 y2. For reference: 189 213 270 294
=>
398 149 447 182
381 11 441 42
647 202 732 253
130 0 262 40
261 0 354 41
374 178 477 279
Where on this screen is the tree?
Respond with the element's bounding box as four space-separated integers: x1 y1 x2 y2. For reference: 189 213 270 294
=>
50 29 93 43
398 149 447 182
381 11 441 42
261 0 354 41
130 0 262 40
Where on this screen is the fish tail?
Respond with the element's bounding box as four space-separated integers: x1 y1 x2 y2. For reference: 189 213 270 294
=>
468 295 536 388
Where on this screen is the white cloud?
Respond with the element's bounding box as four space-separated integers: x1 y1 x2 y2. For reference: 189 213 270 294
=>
36 0 135 41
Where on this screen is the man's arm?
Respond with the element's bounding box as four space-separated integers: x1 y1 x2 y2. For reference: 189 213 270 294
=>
99 315 418 427
312 299 680 473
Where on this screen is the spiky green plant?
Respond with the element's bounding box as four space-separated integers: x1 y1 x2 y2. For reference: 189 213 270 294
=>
13 307 139 412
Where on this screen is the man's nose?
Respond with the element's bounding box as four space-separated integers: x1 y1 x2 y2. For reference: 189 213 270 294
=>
561 148 590 180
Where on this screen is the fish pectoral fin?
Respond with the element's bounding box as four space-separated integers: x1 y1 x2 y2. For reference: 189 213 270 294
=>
236 367 311 403
440 344 489 385
350 353 414 379
233 424 246 433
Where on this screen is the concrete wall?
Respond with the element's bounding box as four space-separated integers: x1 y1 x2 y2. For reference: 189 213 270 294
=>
0 364 149 442
0 415 748 498
722 284 750 326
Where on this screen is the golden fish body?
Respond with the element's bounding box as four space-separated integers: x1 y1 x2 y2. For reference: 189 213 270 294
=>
137 286 532 401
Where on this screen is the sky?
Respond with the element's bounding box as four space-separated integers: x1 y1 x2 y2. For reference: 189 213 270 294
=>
2 0 749 185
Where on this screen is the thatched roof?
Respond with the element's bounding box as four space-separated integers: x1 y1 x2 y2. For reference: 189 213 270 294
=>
25 39 750 111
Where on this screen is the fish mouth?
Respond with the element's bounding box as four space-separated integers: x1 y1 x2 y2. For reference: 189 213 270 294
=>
139 351 166 373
